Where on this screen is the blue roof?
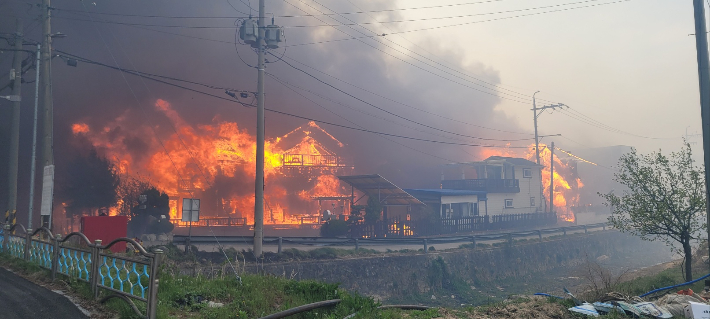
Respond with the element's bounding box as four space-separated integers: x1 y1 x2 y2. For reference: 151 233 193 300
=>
404 189 487 196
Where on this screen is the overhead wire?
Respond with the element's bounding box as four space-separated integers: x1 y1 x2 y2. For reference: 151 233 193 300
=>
268 69 463 162
271 50 534 142
53 49 529 149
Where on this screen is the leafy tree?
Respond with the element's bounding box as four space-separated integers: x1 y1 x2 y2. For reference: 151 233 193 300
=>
600 143 706 281
62 148 120 218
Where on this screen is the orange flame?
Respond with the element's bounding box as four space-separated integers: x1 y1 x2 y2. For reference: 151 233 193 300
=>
72 99 349 225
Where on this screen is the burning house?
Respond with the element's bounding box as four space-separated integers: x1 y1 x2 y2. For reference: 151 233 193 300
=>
69 99 353 229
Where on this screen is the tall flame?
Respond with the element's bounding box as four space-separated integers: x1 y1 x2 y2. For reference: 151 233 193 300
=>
71 99 349 224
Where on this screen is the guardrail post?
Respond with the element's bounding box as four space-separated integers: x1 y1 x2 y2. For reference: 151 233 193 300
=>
562 228 567 236
423 239 428 253
51 234 60 281
91 239 102 298
147 249 163 319
277 237 283 254
603 225 606 231
354 238 359 250
537 230 543 242
583 226 588 234
471 236 476 250
24 228 32 261
507 233 513 246
2 224 9 253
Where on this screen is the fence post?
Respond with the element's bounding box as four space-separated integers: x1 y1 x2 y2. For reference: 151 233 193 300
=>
583 225 588 234
24 228 32 261
277 237 283 254
471 236 476 250
562 228 567 236
507 233 513 246
423 239 428 253
91 239 102 298
147 249 164 319
2 224 9 253
354 238 359 250
51 234 60 281
603 224 606 231
537 230 543 242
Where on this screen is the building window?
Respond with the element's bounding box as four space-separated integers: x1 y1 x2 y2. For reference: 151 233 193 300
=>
505 199 513 208
523 168 532 178
530 197 535 207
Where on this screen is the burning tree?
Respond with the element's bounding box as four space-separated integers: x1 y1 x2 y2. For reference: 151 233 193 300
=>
600 143 706 281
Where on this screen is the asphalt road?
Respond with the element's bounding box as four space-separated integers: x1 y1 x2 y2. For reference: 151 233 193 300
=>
0 267 89 319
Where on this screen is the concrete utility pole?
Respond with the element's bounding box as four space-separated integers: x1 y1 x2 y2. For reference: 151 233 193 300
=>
41 0 54 229
531 93 565 213
691 0 710 267
28 44 41 230
6 19 22 227
253 0 266 257
549 142 555 214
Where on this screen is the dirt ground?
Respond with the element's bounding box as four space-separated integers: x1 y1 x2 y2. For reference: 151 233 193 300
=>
434 296 572 319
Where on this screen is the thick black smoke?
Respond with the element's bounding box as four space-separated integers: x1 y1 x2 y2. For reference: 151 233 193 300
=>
0 0 529 222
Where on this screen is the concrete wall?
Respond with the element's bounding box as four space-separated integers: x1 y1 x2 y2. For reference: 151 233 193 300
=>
245 231 671 301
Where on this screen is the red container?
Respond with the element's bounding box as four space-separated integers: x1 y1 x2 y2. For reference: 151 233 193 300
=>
80 216 129 253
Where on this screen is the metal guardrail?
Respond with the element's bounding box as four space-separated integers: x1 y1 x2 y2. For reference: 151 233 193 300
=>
174 222 609 252
0 223 163 319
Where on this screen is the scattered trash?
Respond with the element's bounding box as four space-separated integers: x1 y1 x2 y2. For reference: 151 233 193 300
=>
634 301 672 318
563 287 583 306
569 303 600 317
207 301 224 308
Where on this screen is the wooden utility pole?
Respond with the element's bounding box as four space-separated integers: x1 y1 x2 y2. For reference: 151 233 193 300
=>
6 19 22 226
549 142 555 214
691 0 710 268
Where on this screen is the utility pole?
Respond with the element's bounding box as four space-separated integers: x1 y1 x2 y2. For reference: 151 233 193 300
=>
28 43 41 230
549 142 555 214
237 1 282 257
531 92 565 213
253 0 266 258
691 0 710 269
40 0 54 230
6 19 22 228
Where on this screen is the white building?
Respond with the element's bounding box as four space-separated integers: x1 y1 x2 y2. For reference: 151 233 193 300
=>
434 156 544 217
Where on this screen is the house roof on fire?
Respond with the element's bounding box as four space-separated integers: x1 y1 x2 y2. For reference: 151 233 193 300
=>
275 121 346 156
337 174 424 206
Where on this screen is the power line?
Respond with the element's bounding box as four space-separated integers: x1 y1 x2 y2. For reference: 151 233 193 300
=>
53 49 529 149
268 68 462 162
266 71 525 146
46 0 629 32
272 51 533 142
51 0 509 20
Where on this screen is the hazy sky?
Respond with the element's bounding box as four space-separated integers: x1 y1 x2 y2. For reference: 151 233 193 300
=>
386 0 701 153
0 0 705 187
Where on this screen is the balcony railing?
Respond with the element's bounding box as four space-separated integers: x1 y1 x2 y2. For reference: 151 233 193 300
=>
441 178 520 193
